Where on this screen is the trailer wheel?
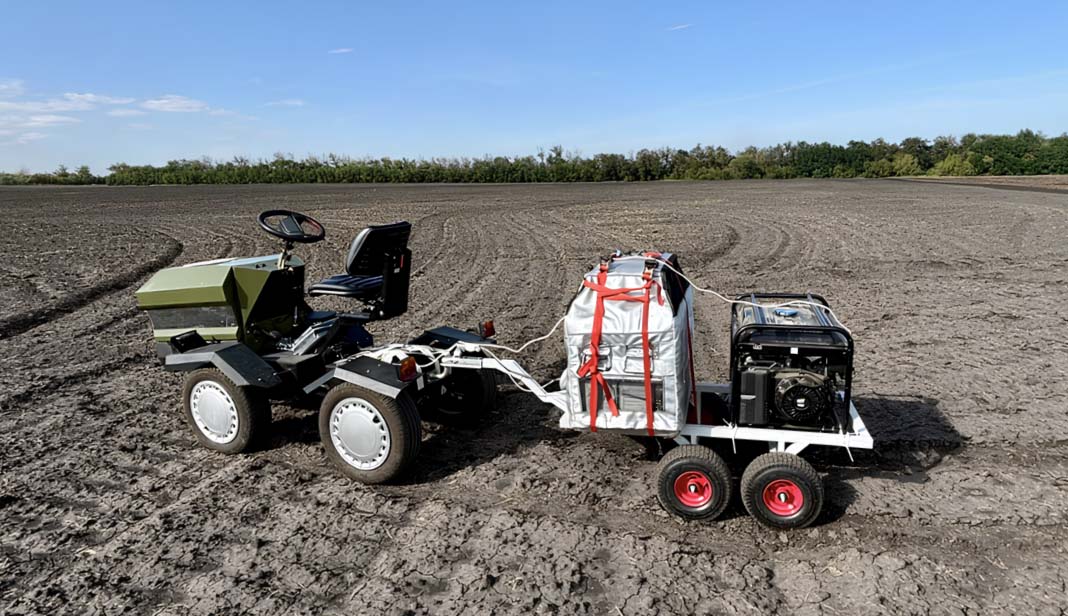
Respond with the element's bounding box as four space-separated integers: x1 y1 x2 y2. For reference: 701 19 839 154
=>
425 369 497 426
655 445 732 520
741 452 823 529
319 384 421 484
182 368 271 454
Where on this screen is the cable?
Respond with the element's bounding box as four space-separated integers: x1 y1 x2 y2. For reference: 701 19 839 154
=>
354 252 850 375
475 315 567 354
479 346 556 394
410 253 849 364
609 254 852 335
470 254 850 358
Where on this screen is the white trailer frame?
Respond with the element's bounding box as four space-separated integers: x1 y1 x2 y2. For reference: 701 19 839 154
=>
423 347 873 458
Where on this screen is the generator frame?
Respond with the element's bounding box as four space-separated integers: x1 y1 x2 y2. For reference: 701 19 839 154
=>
384 342 873 529
430 348 872 453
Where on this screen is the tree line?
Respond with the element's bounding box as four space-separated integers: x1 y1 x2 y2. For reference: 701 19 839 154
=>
0 164 105 185
3 130 1066 186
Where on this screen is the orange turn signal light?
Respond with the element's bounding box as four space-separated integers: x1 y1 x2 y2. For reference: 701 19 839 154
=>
478 320 496 339
397 356 418 382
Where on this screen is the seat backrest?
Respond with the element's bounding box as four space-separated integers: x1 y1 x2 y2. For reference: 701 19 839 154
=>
345 221 412 277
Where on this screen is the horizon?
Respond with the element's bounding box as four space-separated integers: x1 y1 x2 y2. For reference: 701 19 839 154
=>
3 1 1067 174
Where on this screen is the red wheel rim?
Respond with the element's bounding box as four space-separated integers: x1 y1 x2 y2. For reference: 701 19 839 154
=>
673 471 713 508
762 479 804 517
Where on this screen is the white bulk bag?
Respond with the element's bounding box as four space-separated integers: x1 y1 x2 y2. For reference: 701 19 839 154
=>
558 253 695 437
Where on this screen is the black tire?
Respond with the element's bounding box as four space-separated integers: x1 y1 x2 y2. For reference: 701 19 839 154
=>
181 368 271 454
655 444 732 520
740 452 824 529
319 384 421 484
423 369 497 427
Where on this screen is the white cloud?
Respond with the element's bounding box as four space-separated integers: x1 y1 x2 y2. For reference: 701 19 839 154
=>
107 108 147 117
0 114 80 129
0 79 25 98
141 94 209 112
64 92 135 105
0 131 47 146
22 114 80 127
265 98 305 107
207 108 258 121
667 24 692 31
0 89 134 112
0 98 92 112
17 131 46 143
328 48 353 54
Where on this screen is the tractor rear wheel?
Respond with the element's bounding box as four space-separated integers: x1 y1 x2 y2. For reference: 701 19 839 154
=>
655 444 732 521
741 452 823 529
424 369 497 427
182 368 271 454
319 384 421 484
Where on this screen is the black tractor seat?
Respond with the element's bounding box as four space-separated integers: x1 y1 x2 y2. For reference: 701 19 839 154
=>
309 274 383 299
307 221 412 320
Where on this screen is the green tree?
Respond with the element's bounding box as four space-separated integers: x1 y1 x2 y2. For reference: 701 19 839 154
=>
728 155 763 179
7 129 1068 186
929 154 976 176
863 159 894 178
892 153 922 176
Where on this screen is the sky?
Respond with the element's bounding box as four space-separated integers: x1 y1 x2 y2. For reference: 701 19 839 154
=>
2 0 1067 173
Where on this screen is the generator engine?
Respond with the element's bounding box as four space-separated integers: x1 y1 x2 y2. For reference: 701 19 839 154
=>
730 294 853 431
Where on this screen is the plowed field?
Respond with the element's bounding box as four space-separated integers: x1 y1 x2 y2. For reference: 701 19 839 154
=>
1 180 1065 614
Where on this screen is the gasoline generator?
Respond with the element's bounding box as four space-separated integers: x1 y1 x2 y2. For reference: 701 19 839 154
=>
729 293 854 432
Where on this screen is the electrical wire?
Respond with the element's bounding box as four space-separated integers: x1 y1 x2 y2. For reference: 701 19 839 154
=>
474 315 568 354
609 254 852 335
479 346 558 393
355 252 851 375
470 253 851 359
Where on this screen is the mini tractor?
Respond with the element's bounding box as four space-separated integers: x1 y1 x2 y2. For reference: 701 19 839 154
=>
136 210 497 483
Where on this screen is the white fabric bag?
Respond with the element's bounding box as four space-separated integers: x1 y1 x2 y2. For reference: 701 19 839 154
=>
558 253 695 437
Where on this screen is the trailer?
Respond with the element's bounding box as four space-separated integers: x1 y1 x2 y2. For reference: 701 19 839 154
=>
341 335 873 529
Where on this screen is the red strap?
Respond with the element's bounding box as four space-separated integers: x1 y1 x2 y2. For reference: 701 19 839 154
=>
640 281 655 436
650 280 664 306
581 267 613 431
588 371 619 429
579 266 658 435
582 280 649 298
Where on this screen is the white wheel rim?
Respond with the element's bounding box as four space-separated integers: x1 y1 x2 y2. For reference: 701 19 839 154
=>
190 380 239 444
330 397 391 470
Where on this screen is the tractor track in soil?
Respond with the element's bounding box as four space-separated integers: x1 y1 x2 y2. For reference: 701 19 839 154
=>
0 181 1066 615
0 232 182 340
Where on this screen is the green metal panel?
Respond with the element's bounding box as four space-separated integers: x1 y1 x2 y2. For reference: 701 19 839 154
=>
137 253 307 348
232 265 270 327
135 261 234 308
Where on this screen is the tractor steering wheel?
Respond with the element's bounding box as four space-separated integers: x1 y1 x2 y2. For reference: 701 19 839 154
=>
257 210 326 244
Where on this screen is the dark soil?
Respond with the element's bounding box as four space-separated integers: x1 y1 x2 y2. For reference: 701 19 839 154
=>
911 174 1068 193
1 180 1066 614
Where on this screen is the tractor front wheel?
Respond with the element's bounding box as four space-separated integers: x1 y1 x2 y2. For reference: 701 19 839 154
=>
655 444 732 521
741 452 824 529
319 384 421 484
181 368 271 454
